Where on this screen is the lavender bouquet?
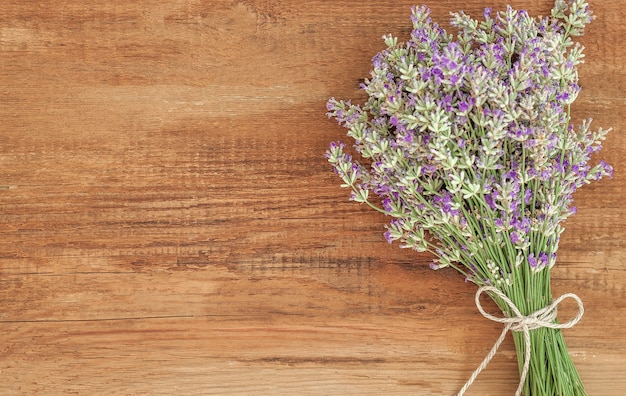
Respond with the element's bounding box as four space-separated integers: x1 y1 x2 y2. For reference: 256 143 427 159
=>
325 1 612 395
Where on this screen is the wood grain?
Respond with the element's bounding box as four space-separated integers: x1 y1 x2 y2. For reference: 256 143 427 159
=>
1 1 624 394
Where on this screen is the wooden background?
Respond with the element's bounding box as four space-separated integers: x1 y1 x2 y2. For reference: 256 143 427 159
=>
1 1 624 394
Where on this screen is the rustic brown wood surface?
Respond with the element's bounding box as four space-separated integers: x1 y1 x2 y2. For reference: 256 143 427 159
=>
1 1 624 394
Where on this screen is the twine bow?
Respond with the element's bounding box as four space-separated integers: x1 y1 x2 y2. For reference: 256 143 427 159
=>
457 286 585 396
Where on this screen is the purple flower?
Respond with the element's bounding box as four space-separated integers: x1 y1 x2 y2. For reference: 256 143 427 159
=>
484 193 495 210
434 191 454 214
432 67 444 83
572 163 589 179
506 170 517 180
518 217 531 234
328 141 344 151
489 190 499 209
437 55 450 68
587 144 602 154
423 164 437 174
509 128 523 139
528 253 538 268
524 189 533 205
556 92 570 101
384 230 394 244
524 139 537 148
438 94 453 111
600 160 614 178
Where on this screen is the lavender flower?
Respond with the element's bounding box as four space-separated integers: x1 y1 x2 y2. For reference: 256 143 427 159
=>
326 0 611 278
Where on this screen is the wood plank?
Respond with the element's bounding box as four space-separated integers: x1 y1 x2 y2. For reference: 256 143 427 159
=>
1 0 625 394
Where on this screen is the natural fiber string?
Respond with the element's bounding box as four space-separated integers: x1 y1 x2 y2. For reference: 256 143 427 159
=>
457 286 584 396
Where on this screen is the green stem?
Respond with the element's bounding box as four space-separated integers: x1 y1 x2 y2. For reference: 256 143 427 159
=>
511 326 586 396
492 270 586 396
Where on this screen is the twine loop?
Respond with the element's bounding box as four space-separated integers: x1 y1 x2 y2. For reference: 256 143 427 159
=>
457 286 584 396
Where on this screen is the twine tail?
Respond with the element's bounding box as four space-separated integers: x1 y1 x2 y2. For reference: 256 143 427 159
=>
456 323 511 396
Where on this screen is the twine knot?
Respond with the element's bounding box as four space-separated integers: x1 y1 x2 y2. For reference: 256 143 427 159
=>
457 286 584 396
